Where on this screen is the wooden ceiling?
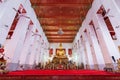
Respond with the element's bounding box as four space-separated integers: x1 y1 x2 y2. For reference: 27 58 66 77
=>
30 0 93 43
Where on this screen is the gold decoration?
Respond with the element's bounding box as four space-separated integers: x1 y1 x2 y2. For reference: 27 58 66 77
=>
59 43 63 49
117 58 120 72
44 43 77 70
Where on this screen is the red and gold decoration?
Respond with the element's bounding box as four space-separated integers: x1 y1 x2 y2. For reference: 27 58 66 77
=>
44 43 77 70
49 48 53 57
117 58 120 72
0 46 8 74
0 46 5 58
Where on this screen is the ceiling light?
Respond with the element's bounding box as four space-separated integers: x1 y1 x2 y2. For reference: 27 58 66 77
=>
58 28 64 35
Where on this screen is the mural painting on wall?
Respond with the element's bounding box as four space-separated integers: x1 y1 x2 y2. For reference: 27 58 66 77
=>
68 49 72 57
49 48 53 57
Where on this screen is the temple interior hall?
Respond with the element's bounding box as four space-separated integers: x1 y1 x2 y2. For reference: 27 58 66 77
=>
0 0 120 72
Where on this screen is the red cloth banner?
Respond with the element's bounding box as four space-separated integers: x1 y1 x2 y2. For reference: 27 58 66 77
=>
68 49 72 56
49 49 53 57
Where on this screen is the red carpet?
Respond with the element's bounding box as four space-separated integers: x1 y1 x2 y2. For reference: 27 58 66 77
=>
7 70 117 75
0 70 120 80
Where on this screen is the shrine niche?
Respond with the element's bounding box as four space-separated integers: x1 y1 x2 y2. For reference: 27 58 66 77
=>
44 43 77 70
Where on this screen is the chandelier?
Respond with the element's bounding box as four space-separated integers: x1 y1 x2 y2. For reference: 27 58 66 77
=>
57 28 64 35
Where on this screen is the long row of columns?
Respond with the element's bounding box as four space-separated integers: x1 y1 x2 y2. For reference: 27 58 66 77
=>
0 0 49 71
73 0 120 70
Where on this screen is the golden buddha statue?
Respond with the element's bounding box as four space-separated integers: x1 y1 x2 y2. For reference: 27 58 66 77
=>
56 49 65 57
55 43 66 58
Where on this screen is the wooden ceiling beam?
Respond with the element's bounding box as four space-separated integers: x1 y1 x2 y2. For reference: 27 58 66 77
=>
46 34 76 36
38 17 82 20
43 27 79 30
49 41 73 43
35 6 88 14
47 35 75 38
30 0 93 6
38 20 83 24
31 3 92 7
39 20 82 24
48 37 73 39
42 25 80 28
44 29 78 32
37 16 84 19
45 31 77 33
42 27 80 30
48 39 73 43
40 23 81 26
48 39 73 41
30 0 93 4
48 38 73 40
37 15 86 18
34 6 90 14
40 23 82 26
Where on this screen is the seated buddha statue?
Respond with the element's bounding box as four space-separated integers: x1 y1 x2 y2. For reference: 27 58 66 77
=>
55 43 67 58
56 49 65 57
